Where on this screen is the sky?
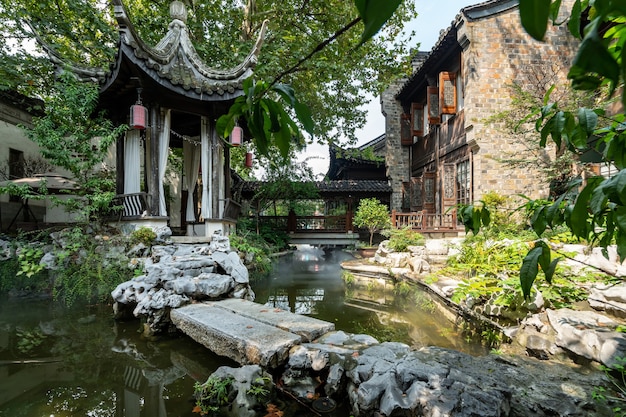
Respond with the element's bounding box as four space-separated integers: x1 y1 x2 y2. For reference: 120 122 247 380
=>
294 0 478 179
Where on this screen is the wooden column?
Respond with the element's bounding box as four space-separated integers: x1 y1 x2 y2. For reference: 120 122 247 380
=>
150 106 160 216
116 134 125 195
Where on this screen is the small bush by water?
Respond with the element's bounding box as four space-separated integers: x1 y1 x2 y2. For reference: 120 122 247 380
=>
194 376 235 414
382 226 425 252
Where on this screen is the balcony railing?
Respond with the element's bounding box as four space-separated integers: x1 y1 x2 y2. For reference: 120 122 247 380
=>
391 210 458 231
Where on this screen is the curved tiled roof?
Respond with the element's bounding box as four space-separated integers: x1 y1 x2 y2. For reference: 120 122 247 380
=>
44 0 267 102
107 0 268 97
315 179 391 193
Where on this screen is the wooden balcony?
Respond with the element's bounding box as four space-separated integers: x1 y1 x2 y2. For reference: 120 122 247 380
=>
391 210 458 232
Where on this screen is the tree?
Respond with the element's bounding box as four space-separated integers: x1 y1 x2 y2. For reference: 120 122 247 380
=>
0 0 417 157
486 62 600 197
246 150 319 222
24 71 127 220
353 197 391 246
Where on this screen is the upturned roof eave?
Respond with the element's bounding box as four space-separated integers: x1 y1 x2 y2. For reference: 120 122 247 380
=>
105 0 268 101
396 0 519 104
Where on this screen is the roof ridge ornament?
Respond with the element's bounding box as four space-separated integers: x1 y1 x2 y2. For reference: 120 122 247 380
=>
170 1 187 24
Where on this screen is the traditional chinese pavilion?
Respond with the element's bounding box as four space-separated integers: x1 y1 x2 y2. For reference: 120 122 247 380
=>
47 0 267 236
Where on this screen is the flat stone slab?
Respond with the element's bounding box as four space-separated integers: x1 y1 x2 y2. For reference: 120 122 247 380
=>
210 298 335 342
171 302 302 368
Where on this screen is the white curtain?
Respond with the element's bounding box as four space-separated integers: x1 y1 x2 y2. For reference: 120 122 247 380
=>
183 137 200 222
201 116 211 219
158 109 171 216
124 129 141 194
216 131 225 218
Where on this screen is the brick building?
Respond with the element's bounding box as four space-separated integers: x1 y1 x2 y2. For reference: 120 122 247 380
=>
382 0 579 221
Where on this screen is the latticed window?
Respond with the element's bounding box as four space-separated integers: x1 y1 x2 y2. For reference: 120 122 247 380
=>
456 160 470 206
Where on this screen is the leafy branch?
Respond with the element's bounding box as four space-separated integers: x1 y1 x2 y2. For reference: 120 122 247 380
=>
216 0 403 158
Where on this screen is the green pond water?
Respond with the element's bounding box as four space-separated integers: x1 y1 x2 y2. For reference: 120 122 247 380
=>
0 248 487 417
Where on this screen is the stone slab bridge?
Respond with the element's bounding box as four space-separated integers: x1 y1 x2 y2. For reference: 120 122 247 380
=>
170 298 335 368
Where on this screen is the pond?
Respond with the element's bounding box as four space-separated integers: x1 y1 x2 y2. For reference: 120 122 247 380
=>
0 247 487 417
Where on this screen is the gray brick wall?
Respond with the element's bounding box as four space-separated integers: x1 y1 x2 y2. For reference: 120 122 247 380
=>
382 80 409 211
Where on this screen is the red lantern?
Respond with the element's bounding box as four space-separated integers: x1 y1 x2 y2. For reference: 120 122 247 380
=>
130 104 148 130
245 152 253 168
230 126 243 146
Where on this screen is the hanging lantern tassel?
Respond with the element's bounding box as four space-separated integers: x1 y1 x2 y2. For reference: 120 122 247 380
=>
130 104 148 130
245 152 253 168
230 126 243 146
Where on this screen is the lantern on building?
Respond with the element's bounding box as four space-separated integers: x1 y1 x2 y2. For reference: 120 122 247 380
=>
230 125 243 146
245 152 253 168
130 88 148 130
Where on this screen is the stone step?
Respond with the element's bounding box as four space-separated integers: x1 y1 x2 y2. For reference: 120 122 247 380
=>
211 298 335 342
171 302 319 368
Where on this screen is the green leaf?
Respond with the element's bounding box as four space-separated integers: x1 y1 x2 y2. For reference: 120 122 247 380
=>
549 0 562 22
544 258 560 284
275 111 294 158
355 0 402 45
613 169 626 205
578 107 598 136
481 206 491 227
567 0 582 38
569 29 620 91
472 207 483 234
520 246 542 299
535 240 551 273
519 0 551 41
545 196 564 227
615 206 626 234
293 100 314 135
570 183 593 238
272 83 297 107
617 230 626 261
590 181 610 215
531 205 548 236
540 117 552 147
460 205 476 233
262 99 282 133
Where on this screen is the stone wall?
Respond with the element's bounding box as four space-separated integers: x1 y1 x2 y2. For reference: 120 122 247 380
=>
382 80 409 211
460 1 578 201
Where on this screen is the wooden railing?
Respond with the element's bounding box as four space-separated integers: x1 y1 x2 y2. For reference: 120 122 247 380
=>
251 213 353 233
295 215 349 232
251 210 458 234
391 210 458 231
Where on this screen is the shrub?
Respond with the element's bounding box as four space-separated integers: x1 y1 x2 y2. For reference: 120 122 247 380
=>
194 376 234 414
230 232 273 276
383 227 424 252
130 226 157 247
353 198 391 246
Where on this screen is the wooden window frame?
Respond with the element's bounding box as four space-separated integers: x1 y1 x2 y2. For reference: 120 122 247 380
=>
400 113 412 146
439 71 457 115
427 86 440 125
411 103 424 137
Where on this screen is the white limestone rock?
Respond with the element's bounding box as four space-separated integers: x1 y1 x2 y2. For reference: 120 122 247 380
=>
589 283 626 318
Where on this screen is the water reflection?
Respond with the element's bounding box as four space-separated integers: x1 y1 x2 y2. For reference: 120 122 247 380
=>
255 246 488 355
0 246 487 416
257 245 347 317
0 297 236 417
